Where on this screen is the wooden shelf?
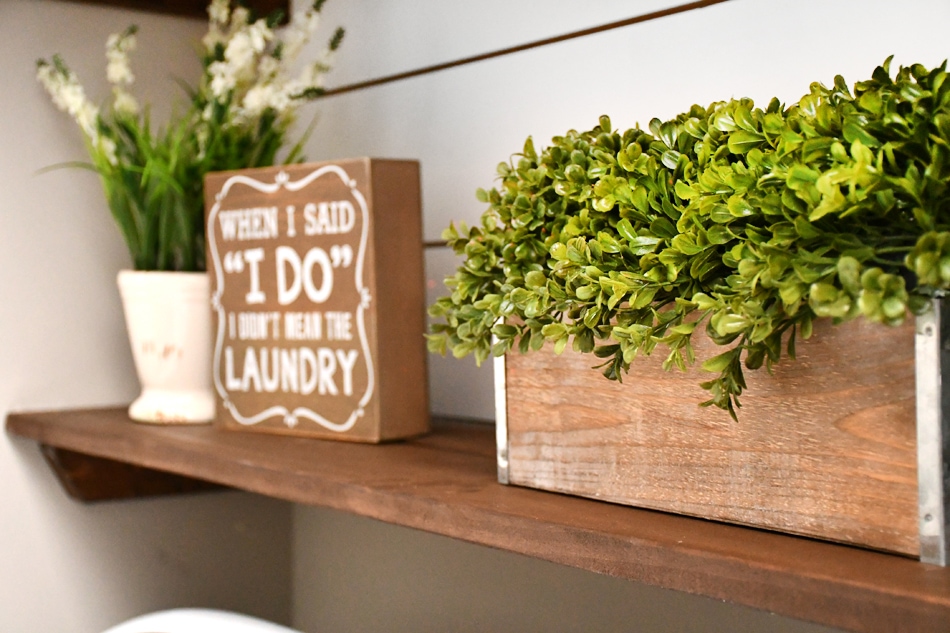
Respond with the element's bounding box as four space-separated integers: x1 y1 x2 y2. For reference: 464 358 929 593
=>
7 407 950 633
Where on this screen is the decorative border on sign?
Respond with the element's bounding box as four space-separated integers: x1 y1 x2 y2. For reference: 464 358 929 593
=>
207 165 376 433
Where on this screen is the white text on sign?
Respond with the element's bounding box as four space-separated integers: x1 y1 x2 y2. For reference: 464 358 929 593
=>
224 346 360 396
222 245 354 305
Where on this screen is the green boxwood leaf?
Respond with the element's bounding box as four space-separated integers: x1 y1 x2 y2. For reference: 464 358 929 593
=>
727 130 766 154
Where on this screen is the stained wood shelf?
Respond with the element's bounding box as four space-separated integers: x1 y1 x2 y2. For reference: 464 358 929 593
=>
6 407 950 633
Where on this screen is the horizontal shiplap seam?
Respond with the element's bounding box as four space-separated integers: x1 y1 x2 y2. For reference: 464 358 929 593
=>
319 0 732 98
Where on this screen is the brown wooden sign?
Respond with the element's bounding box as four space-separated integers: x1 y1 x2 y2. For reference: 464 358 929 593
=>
204 158 428 442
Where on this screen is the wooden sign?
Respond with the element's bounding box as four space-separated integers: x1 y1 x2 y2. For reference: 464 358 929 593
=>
204 158 428 442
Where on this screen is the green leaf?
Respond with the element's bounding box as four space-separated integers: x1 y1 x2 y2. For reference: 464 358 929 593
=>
627 236 663 256
650 216 677 238
711 110 737 132
674 180 696 200
425 333 447 355
837 256 862 295
525 270 546 289
843 121 880 148
733 104 757 132
702 348 737 373
786 164 819 190
616 218 638 242
631 286 658 309
661 150 681 170
727 130 766 154
727 196 755 217
491 323 520 338
575 285 598 301
706 225 733 245
712 312 748 336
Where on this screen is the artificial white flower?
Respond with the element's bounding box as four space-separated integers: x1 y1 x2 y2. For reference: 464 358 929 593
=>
203 28 225 52
230 6 250 29
246 20 272 52
106 58 133 85
295 52 333 91
257 54 279 81
208 60 236 98
98 136 118 166
75 105 101 140
113 88 139 115
36 59 100 138
282 9 322 65
36 0 344 273
194 121 210 159
222 31 257 81
208 0 229 26
241 83 276 117
105 28 136 86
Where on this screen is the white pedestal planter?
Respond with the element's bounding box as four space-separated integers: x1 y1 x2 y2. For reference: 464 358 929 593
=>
117 270 214 424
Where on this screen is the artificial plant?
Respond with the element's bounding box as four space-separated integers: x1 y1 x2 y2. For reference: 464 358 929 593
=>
36 0 344 271
429 58 950 418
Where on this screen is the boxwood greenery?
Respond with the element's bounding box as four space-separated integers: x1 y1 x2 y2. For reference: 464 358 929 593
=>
428 58 950 418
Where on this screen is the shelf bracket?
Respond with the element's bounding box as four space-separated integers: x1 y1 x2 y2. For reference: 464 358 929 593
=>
40 445 224 503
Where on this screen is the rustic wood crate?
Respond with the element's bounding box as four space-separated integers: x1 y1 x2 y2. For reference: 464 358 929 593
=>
204 158 429 442
497 316 919 556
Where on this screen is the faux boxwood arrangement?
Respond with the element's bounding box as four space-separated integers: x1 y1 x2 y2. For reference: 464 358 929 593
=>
428 58 950 418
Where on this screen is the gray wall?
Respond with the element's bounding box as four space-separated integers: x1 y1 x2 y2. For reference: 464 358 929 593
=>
0 2 292 631
293 507 842 633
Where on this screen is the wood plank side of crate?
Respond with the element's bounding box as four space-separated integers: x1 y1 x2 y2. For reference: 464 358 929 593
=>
503 316 920 556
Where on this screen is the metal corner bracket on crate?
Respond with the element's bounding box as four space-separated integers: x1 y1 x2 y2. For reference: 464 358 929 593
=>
915 295 950 565
495 300 950 565
493 345 510 485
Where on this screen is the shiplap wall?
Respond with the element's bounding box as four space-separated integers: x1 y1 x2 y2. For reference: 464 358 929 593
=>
292 1 950 631
306 0 950 421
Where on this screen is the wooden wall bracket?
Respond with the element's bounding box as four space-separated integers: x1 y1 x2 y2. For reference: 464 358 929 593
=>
40 445 224 502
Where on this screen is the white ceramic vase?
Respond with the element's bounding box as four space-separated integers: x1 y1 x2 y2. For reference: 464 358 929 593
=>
117 270 214 424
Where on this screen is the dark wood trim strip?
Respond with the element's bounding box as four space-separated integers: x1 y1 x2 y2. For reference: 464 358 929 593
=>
321 0 732 97
59 0 288 21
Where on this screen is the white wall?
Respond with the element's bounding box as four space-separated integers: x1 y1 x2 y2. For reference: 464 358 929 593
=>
0 2 292 631
291 0 950 631
4 1 948 631
305 0 950 421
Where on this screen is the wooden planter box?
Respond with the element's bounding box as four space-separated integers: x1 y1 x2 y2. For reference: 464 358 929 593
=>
495 307 950 561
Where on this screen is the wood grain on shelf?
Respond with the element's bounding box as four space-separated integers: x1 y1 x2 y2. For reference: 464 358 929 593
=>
6 407 950 633
506 315 918 556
